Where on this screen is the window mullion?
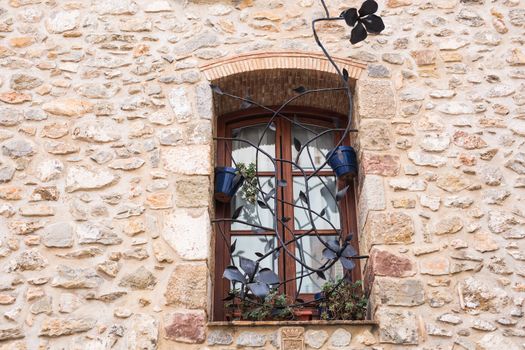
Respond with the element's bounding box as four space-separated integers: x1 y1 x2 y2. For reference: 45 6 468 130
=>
278 117 297 299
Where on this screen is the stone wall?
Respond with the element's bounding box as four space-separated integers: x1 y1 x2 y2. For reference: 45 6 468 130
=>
0 0 524 349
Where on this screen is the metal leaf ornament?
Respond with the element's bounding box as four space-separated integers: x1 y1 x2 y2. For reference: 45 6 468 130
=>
222 257 280 299
322 240 358 271
341 0 385 44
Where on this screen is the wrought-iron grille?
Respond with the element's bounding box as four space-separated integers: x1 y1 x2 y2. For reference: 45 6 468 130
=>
211 0 385 321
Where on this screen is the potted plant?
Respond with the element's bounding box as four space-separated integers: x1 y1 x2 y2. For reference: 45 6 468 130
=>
223 256 288 321
236 162 258 204
226 291 318 321
326 146 358 181
214 166 244 203
225 290 293 321
317 279 368 320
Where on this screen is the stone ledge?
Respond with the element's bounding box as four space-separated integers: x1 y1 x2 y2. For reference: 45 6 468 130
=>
205 321 379 348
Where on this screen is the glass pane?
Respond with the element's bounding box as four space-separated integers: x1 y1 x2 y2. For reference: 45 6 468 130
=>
293 176 340 230
232 124 275 172
231 235 278 273
295 235 344 294
292 124 333 171
232 177 275 231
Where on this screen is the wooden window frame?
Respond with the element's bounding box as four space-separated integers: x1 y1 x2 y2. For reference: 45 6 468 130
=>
213 106 360 321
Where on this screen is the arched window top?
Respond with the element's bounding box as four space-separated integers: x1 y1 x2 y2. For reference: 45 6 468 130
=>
200 51 366 117
200 51 366 81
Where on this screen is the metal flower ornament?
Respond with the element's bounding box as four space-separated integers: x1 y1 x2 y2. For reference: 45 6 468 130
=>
211 0 385 320
341 0 385 44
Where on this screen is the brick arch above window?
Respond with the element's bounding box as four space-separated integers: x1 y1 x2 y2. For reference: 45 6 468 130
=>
199 51 366 117
200 51 366 81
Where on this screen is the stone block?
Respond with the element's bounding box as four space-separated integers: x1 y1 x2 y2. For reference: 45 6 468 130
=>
169 87 192 123
364 212 415 249
377 308 418 344
358 175 386 232
420 256 450 275
477 333 518 350
162 145 212 175
304 330 328 349
39 317 95 337
165 262 207 309
236 331 266 347
365 249 416 286
361 153 400 176
42 98 93 117
357 80 396 119
372 277 425 306
195 82 213 119
452 130 487 149
330 328 351 347
410 49 436 66
162 208 210 260
207 329 233 345
164 310 205 344
436 172 469 193
430 216 463 235
360 121 392 150
175 176 210 207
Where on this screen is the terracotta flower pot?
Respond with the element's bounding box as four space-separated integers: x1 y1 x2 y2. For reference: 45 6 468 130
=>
294 309 314 321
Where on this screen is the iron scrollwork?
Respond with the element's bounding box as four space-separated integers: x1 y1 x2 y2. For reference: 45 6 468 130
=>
211 0 385 319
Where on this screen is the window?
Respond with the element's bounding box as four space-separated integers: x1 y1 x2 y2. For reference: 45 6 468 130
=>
213 107 360 321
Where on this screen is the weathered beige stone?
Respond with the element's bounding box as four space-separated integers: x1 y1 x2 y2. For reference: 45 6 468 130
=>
0 186 22 200
162 146 212 175
126 314 158 350
39 317 95 337
387 0 412 6
165 262 207 309
373 277 425 306
42 99 93 117
430 216 463 235
41 122 69 139
452 130 487 149
145 192 173 209
420 256 450 275
175 176 210 207
65 166 119 192
365 212 415 248
357 80 396 119
392 198 416 208
0 326 24 342
410 50 436 66
473 233 499 252
436 172 470 193
119 266 157 290
360 120 393 151
163 208 210 260
376 308 418 344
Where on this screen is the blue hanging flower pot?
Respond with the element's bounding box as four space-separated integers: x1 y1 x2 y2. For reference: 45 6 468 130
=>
214 167 244 203
326 146 358 180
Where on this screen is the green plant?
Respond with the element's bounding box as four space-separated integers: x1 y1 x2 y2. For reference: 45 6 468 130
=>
319 279 367 320
236 162 258 204
225 290 293 321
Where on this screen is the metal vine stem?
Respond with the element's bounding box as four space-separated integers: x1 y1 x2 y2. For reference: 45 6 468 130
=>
211 0 385 317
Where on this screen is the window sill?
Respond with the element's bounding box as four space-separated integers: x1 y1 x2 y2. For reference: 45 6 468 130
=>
207 319 378 327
